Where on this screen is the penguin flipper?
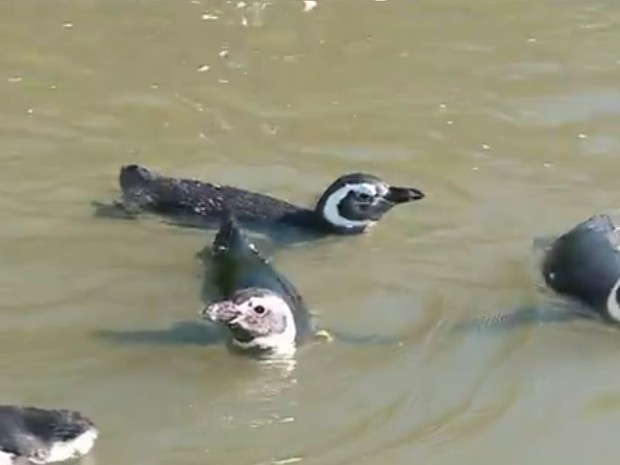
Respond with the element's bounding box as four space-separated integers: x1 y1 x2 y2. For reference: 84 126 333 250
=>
313 328 403 347
313 329 335 343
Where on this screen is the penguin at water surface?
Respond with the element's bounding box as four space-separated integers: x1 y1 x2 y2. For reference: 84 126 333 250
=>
0 405 97 464
94 164 425 241
456 214 620 331
199 210 327 357
541 214 620 324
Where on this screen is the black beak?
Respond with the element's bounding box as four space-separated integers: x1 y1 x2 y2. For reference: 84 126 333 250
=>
384 186 425 203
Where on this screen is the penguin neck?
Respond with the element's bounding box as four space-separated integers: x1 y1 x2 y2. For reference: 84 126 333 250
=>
279 209 367 235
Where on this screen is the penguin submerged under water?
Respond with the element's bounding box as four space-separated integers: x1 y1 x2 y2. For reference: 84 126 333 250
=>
199 210 328 357
541 214 620 325
0 406 97 464
95 164 425 241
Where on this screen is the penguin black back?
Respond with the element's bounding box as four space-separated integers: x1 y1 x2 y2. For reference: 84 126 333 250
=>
542 214 620 323
119 164 305 225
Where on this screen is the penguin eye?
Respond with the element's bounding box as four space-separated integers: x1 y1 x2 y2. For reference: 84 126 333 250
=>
357 192 373 201
254 305 266 315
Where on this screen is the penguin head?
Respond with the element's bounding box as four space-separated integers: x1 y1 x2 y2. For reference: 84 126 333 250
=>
314 173 425 234
201 288 297 356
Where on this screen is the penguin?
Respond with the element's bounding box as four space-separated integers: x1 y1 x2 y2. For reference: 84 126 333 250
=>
455 215 620 333
0 405 97 464
541 214 620 324
199 209 322 357
94 164 425 240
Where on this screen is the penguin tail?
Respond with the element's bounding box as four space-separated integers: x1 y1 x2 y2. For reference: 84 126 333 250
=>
119 164 157 191
213 207 246 254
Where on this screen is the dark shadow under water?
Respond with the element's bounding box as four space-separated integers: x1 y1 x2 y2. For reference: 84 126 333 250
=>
93 319 404 350
453 298 604 334
91 200 328 251
93 320 226 347
94 245 403 351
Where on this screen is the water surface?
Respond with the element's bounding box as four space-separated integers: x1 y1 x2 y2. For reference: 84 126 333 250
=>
2 1 620 464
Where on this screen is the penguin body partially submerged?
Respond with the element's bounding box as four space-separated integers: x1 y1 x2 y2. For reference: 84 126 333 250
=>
96 164 425 241
0 406 97 464
457 215 620 332
541 214 620 324
200 210 316 356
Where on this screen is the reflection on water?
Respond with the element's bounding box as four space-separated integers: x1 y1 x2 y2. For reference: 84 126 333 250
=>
3 0 620 464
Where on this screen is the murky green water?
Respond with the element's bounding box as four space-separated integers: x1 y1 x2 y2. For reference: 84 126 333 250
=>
3 0 620 463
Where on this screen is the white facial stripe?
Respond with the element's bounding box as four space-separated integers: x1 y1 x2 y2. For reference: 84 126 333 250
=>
606 276 620 322
321 183 379 229
357 183 378 197
47 427 98 463
376 183 389 196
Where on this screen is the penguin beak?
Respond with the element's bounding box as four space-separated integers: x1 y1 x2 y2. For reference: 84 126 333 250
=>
201 300 240 323
384 186 425 204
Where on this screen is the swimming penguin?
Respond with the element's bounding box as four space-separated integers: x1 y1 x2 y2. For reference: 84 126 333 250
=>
95 164 425 239
454 215 620 333
199 209 321 357
541 214 620 324
0 405 97 464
